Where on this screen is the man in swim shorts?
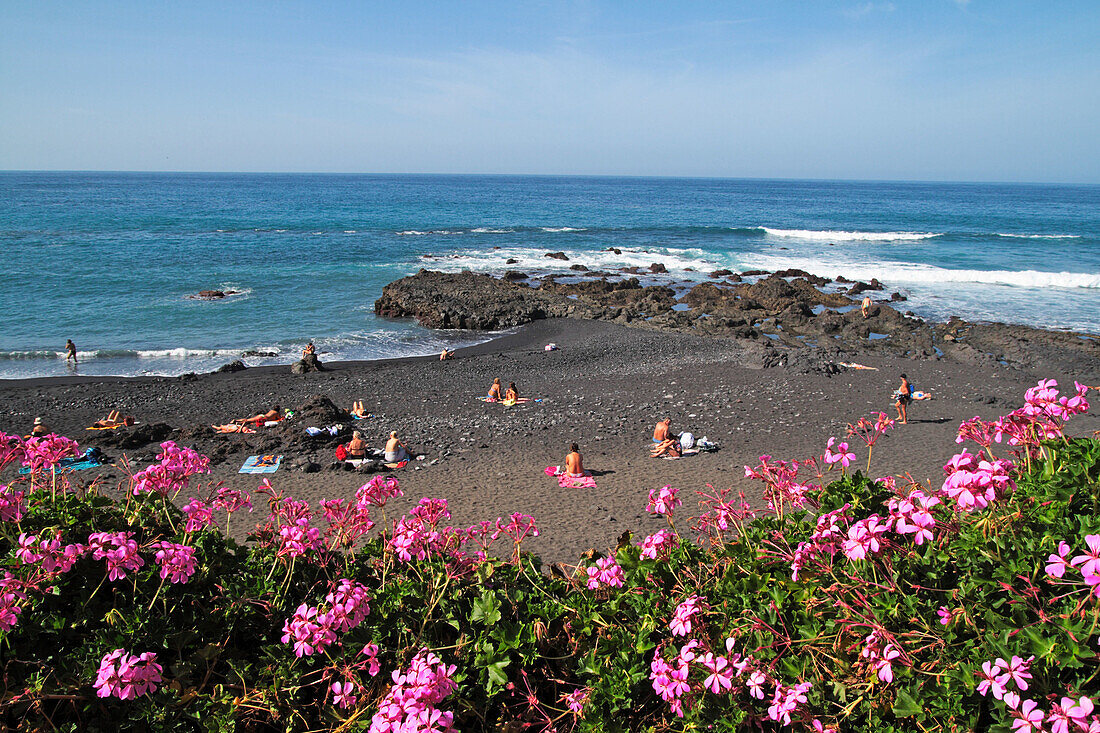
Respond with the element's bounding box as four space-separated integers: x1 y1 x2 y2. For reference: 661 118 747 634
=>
653 417 671 443
65 339 77 364
385 431 409 463
861 296 871 319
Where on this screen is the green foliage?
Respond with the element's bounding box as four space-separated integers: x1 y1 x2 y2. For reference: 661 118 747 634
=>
3 437 1100 730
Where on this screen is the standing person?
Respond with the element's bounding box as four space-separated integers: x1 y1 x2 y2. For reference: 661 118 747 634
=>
861 296 872 319
564 443 584 477
894 373 913 424
653 417 671 443
65 339 77 364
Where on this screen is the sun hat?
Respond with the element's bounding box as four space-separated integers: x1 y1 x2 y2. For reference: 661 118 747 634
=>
33 417 42 425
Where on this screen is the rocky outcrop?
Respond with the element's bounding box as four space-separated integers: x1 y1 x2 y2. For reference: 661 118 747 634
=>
190 290 240 300
291 354 325 374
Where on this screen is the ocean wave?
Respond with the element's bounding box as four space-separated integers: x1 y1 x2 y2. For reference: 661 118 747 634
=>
470 227 514 234
418 245 721 276
993 233 1082 239
396 230 464 236
743 255 1100 290
758 227 939 242
540 227 586 233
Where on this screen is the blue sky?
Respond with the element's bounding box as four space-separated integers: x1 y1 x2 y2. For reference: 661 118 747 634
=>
1 1 1097 182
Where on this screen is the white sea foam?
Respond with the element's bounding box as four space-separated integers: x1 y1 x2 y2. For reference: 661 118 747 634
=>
419 245 721 275
396 230 464 236
994 233 1082 239
759 227 938 242
743 254 1100 290
540 226 586 232
470 227 514 233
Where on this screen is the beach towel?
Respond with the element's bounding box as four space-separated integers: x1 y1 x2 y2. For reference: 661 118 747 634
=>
239 455 282 474
213 423 255 434
85 421 140 431
545 465 596 488
479 396 538 405
385 459 409 469
19 450 108 475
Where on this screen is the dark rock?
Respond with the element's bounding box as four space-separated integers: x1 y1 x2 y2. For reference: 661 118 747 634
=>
890 291 907 302
605 247 622 255
241 350 277 358
649 263 667 273
835 275 852 284
741 270 769 277
505 258 518 264
217 360 247 373
191 290 239 300
570 264 590 272
291 354 325 374
545 251 569 261
847 279 885 295
709 269 733 278
503 270 528 281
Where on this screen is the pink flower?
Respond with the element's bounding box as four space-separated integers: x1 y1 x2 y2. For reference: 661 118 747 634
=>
646 485 681 516
977 659 1008 700
1072 535 1100 577
638 529 678 560
668 595 705 637
361 643 381 676
824 437 856 468
999 656 1033 692
937 606 953 625
0 485 26 523
1047 541 1073 578
93 649 162 700
88 531 144 581
1012 699 1045 733
699 653 734 694
585 556 624 589
330 680 359 710
182 499 215 532
563 688 590 714
151 542 197 584
21 434 81 473
747 670 767 699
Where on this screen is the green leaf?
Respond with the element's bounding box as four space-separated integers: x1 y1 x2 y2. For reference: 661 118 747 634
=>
892 689 923 718
470 591 502 625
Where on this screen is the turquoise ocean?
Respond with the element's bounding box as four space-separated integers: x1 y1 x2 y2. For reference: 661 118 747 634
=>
1 172 1097 379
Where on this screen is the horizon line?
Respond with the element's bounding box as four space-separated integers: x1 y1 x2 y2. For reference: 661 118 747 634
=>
1 169 1097 187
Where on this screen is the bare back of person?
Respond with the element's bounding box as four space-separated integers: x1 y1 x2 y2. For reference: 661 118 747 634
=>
565 450 583 476
653 418 671 442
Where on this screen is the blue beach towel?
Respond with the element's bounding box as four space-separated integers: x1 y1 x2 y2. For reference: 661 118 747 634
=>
239 455 283 474
18 449 108 475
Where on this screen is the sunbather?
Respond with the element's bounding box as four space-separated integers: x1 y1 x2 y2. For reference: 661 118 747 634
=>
653 417 671 443
235 405 281 425
346 430 367 459
486 378 503 402
350 401 370 418
503 382 519 406
565 443 585 477
650 438 682 458
439 347 454 361
92 411 135 429
385 431 409 463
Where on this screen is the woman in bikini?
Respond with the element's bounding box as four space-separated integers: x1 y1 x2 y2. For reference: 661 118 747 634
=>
503 382 519 406
350 401 369 418
92 411 135 428
894 374 912 424
486 378 503 402
346 430 367 459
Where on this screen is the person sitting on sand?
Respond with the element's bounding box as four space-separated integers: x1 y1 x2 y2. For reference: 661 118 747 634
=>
439 347 454 361
894 374 913 424
861 296 872 319
385 431 409 464
486 378 503 402
31 417 49 437
346 430 367 459
503 382 519 406
350 401 369 418
564 443 585 477
653 417 672 443
651 437 682 458
235 405 281 425
92 411 135 428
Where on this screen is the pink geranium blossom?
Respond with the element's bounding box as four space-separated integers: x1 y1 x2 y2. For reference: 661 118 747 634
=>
93 649 162 700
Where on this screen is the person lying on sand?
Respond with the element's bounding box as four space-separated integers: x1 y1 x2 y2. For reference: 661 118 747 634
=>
92 411 135 428
439 347 454 361
350 401 370 418
503 382 519 406
235 405 281 425
346 430 367 459
486 378 503 402
650 437 682 458
565 443 585 477
385 431 409 463
653 417 671 443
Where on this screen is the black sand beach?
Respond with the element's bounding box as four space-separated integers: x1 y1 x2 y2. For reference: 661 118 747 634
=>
4 315 1099 565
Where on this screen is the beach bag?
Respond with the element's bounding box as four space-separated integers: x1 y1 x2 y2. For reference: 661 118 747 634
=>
679 432 695 451
335 445 348 461
697 437 719 452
